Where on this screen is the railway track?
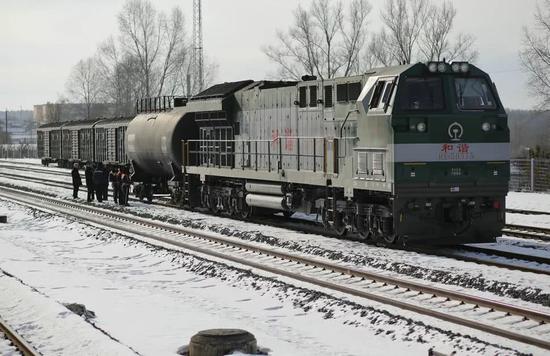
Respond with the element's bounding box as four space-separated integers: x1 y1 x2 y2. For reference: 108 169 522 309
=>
503 224 550 242
0 317 38 356
1 186 550 352
0 169 549 275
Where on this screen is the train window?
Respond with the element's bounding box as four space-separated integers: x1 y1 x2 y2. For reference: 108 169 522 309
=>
369 81 386 108
348 82 362 101
454 78 496 110
336 84 347 102
309 86 317 107
397 77 444 111
299 87 307 108
324 85 333 107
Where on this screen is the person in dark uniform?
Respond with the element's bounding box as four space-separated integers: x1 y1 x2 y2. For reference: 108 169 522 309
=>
120 168 131 206
102 165 110 201
109 168 120 204
71 163 82 199
93 163 106 202
85 163 95 202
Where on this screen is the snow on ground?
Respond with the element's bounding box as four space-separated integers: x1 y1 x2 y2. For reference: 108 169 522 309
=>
0 199 466 356
0 332 19 356
508 191 550 212
2 159 42 165
0 271 137 355
0 170 549 312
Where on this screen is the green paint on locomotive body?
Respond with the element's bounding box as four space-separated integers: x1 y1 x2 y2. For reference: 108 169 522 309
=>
389 63 510 186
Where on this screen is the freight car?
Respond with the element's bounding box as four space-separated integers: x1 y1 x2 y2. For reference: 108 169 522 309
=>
37 117 131 169
166 61 509 246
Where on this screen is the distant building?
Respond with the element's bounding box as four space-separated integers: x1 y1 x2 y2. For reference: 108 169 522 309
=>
1 110 35 144
33 102 118 126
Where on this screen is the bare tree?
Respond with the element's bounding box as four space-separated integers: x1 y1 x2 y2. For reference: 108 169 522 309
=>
520 0 550 108
338 0 372 76
369 0 477 67
264 0 371 80
372 0 429 65
117 0 161 98
419 1 478 62
66 58 102 120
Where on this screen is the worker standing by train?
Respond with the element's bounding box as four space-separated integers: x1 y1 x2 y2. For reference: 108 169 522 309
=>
101 165 110 201
71 163 82 199
120 168 131 206
93 163 107 203
85 163 95 202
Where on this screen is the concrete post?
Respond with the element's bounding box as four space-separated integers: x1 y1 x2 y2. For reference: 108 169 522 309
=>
531 158 535 192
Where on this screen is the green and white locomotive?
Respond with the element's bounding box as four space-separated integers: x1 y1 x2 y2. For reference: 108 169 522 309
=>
173 61 509 245
39 61 508 246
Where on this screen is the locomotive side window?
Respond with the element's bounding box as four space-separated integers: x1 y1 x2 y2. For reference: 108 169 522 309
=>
336 84 347 102
336 82 362 102
299 87 307 108
454 78 496 110
369 81 386 108
309 86 317 107
397 77 444 111
324 85 333 107
348 82 362 101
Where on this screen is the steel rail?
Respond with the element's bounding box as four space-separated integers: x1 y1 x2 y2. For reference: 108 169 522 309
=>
507 208 550 216
419 246 550 276
0 317 39 356
0 170 548 275
1 186 549 351
503 224 550 242
0 163 68 177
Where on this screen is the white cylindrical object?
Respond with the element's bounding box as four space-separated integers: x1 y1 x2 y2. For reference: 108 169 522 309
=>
245 194 285 210
245 182 284 195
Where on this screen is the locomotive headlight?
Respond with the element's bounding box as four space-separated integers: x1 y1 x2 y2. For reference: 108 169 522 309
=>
437 63 447 72
481 122 491 132
428 62 438 72
416 122 427 132
460 62 470 73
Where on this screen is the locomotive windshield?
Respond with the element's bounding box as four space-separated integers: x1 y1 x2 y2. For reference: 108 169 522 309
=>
397 77 444 111
454 78 496 110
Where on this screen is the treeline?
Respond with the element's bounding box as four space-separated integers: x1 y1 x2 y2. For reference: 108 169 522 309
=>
508 109 550 158
64 0 217 119
265 0 478 80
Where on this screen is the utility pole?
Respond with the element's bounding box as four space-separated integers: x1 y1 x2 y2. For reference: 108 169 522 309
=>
192 0 204 94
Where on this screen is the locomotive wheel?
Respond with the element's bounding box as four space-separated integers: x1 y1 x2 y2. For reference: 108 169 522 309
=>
333 223 348 237
237 195 252 219
355 215 372 241
210 194 221 214
383 234 397 244
239 203 251 219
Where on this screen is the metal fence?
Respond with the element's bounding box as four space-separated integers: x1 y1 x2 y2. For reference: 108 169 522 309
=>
510 159 550 192
0 144 38 159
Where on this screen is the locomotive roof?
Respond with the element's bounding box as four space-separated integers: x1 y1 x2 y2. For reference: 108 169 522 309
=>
191 80 254 100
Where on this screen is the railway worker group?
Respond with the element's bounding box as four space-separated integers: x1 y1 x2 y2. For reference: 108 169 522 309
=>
71 163 131 205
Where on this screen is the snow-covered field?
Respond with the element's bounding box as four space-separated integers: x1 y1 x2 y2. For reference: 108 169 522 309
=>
1 159 550 355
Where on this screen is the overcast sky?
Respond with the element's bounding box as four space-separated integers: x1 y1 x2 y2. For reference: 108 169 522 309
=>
0 0 540 111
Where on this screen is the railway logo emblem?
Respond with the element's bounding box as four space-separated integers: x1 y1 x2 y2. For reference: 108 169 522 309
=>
448 122 464 141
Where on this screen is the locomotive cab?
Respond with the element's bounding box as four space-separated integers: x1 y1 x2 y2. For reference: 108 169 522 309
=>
357 62 509 244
